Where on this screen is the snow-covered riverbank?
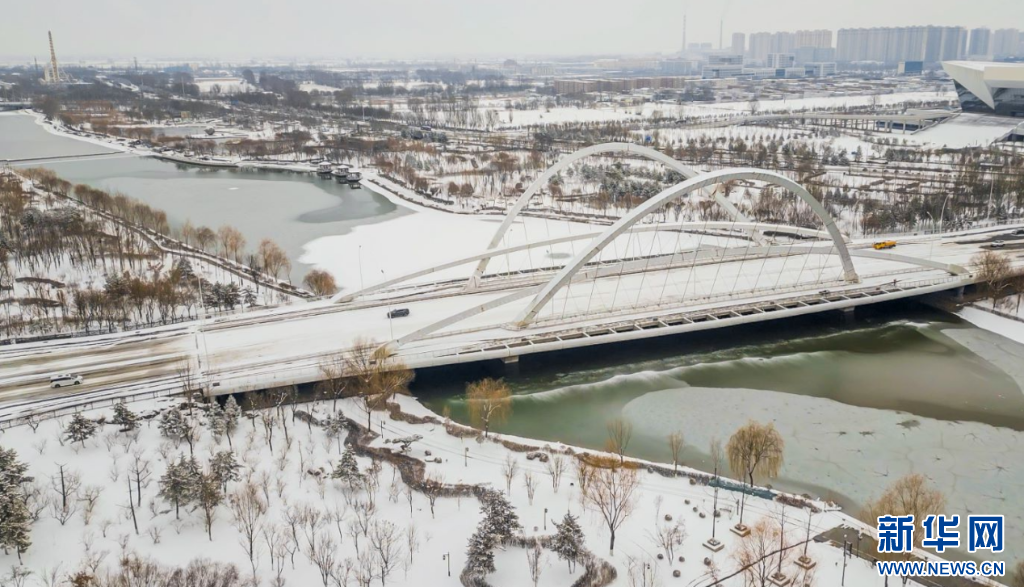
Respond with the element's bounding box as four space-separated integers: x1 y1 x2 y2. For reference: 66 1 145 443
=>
0 394 947 587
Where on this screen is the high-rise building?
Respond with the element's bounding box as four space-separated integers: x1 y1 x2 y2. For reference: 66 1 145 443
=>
731 32 746 55
992 29 1021 59
746 31 802 62
774 31 796 54
837 26 966 63
795 29 833 49
794 46 836 64
747 32 770 61
969 28 992 58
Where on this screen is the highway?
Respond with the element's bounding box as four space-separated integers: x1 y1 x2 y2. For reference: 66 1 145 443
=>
2 225 1021 427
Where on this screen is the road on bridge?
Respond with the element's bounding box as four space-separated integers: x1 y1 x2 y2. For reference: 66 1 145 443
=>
1 227 1020 426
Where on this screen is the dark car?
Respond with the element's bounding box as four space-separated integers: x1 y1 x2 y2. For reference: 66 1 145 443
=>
387 308 410 319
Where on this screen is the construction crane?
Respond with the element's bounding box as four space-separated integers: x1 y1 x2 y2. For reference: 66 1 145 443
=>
43 31 70 84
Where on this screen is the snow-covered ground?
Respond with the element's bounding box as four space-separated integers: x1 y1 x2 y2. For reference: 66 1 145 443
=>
0 393 937 586
957 303 1024 346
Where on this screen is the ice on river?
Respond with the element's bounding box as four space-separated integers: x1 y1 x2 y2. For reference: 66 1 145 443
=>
621 385 1024 562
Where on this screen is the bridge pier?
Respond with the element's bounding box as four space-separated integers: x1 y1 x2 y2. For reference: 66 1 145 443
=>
954 286 965 303
840 307 856 326
501 356 521 378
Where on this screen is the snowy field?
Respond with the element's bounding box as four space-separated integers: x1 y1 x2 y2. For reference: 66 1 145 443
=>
0 393 933 587
487 90 957 129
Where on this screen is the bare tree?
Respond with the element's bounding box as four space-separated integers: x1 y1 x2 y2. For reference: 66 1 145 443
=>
369 520 403 587
735 518 793 587
230 483 267 576
176 358 201 414
345 338 414 429
546 454 567 493
861 473 946 561
973 250 1018 309
422 473 444 519
582 466 640 554
258 238 291 280
1010 560 1024 587
727 420 784 528
129 449 152 508
49 464 81 526
606 418 633 465
317 353 348 411
667 431 684 474
650 522 686 564
465 378 512 437
304 269 338 296
523 472 538 505
709 437 724 540
626 555 659 587
526 543 544 587
307 531 339 587
502 454 519 495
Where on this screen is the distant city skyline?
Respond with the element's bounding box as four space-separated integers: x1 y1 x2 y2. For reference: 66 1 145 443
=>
1 0 1023 61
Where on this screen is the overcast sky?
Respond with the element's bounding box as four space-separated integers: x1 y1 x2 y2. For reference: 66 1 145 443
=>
3 0 1023 62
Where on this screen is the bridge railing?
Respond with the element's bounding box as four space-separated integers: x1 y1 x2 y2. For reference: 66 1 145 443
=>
394 274 971 364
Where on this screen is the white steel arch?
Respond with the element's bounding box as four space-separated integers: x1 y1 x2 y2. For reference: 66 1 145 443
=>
468 142 752 288
513 168 860 328
331 220 837 303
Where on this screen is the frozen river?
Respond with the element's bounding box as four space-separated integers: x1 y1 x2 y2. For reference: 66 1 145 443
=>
422 309 1024 562
0 112 407 283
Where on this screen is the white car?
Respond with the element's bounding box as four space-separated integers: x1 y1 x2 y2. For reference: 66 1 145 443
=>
49 374 84 388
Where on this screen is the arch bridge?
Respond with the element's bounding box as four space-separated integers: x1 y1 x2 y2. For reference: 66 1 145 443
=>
330 143 971 358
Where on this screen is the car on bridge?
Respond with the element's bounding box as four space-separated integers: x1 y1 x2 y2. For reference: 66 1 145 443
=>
872 240 897 250
387 308 410 319
49 374 84 388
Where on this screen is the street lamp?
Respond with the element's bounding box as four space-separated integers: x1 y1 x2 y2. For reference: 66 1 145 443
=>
357 244 364 290
544 508 548 531
441 553 451 577
382 269 394 340
841 533 849 586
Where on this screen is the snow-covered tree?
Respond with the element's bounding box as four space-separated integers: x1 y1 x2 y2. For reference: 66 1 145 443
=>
111 402 139 432
63 413 98 446
209 450 240 491
159 455 199 519
323 411 347 453
222 396 241 448
206 401 227 439
0 448 32 560
552 512 586 572
160 408 196 454
159 408 188 441
331 446 362 489
464 528 495 577
195 471 223 541
479 489 521 543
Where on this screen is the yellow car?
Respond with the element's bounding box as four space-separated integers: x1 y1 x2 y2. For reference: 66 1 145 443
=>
873 240 897 250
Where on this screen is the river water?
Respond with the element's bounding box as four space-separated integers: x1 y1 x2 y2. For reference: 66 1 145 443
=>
0 112 406 283
420 307 1024 560
4 112 1022 559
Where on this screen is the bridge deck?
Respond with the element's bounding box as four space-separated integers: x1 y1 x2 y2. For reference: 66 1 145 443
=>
0 227 1021 426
